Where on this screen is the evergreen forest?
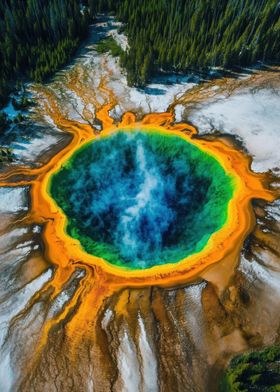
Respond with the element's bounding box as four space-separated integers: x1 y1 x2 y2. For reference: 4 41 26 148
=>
0 0 95 106
0 0 279 104
103 0 280 86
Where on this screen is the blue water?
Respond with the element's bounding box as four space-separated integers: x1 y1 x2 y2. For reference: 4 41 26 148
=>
50 129 233 269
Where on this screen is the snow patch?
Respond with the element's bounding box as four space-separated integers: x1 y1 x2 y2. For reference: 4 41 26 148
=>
0 352 13 392
174 104 186 122
117 330 141 391
0 228 28 250
12 133 61 162
239 255 280 294
138 317 158 391
0 187 28 213
0 269 52 347
190 90 280 172
101 309 113 330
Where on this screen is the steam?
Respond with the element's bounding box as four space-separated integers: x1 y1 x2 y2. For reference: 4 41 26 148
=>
51 130 233 269
116 139 174 267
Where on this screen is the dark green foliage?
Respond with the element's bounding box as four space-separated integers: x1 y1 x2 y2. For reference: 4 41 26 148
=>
0 147 13 164
13 113 27 124
0 0 95 104
98 0 280 86
0 82 11 109
1 0 279 97
95 36 123 57
12 95 33 111
0 112 11 133
221 346 280 391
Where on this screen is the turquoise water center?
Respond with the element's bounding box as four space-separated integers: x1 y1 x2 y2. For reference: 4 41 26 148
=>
50 128 234 270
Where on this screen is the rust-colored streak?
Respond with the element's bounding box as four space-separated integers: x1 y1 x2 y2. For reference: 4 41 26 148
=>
0 85 278 356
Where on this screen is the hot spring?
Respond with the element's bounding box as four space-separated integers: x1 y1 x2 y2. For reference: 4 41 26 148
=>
50 128 234 270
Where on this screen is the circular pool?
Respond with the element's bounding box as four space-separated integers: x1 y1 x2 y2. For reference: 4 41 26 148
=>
50 128 234 270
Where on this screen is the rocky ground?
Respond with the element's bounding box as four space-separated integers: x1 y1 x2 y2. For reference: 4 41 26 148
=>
0 16 279 392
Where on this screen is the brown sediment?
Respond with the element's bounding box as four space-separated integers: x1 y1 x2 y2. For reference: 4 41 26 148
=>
173 67 280 106
0 75 279 391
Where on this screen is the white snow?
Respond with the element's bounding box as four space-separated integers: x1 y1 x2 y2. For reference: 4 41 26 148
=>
47 291 71 318
0 269 52 345
12 134 60 162
117 330 141 392
109 28 128 51
239 255 280 294
0 269 52 392
138 317 158 391
181 282 206 350
108 68 195 114
101 308 113 330
190 90 280 172
265 199 280 221
32 225 41 234
174 104 186 122
38 17 196 122
0 187 28 213
0 352 13 392
0 228 28 250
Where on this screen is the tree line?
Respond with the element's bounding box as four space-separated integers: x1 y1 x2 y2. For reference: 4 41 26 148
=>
96 0 280 86
221 345 280 391
0 0 279 106
0 0 98 107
